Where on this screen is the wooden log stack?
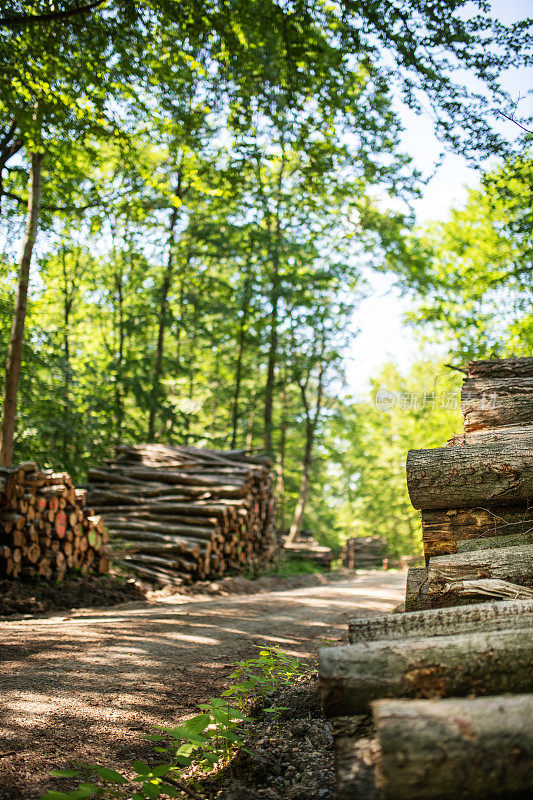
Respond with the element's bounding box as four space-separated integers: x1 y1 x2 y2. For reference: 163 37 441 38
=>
0 462 109 582
87 443 278 586
406 356 533 608
341 536 386 569
319 356 533 799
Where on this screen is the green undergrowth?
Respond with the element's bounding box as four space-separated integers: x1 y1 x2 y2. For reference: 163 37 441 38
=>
41 646 314 800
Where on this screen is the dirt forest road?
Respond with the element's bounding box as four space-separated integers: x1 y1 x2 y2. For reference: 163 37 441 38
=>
0 571 405 799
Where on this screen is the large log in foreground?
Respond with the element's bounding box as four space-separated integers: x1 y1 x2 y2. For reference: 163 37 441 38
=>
374 694 533 800
319 627 533 716
88 443 278 585
348 598 533 643
406 439 533 510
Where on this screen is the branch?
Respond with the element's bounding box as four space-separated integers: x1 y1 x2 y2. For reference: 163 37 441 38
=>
0 189 97 213
497 111 533 135
0 0 105 27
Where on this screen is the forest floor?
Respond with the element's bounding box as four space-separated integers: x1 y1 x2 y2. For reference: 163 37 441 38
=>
0 570 405 799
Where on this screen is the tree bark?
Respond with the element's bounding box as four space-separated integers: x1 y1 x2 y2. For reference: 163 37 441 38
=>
319 627 533 716
348 598 533 644
421 502 533 558
405 566 430 611
374 694 533 800
147 204 179 441
0 151 44 466
461 376 533 432
406 439 533 510
468 357 533 379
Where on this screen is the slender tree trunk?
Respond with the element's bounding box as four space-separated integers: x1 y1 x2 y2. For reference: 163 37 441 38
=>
276 380 288 528
288 419 314 541
231 253 253 449
147 205 179 441
261 151 285 455
114 253 125 438
0 151 44 466
287 350 325 543
263 231 280 454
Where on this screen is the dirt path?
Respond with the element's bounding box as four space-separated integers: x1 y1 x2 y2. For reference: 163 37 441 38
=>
0 571 405 799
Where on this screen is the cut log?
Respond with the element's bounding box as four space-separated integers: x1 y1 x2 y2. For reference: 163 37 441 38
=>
428 543 533 604
349 598 533 643
373 694 533 800
457 528 533 552
429 577 533 603
421 503 533 558
447 423 533 446
406 439 533 510
404 567 429 611
335 735 379 800
461 376 533 432
319 627 533 716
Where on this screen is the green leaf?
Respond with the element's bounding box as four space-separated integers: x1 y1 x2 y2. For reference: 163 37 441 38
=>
141 780 162 798
41 793 70 800
49 770 81 778
132 760 151 775
150 764 172 778
89 767 126 784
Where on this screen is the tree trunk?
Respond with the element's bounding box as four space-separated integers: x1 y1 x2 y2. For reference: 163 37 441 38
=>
374 694 533 800
275 381 288 528
461 376 533 432
263 262 279 455
319 627 533 716
288 419 314 542
231 253 253 449
147 204 179 441
348 598 533 644
421 502 533 558
0 151 44 466
406 439 533 510
287 349 326 543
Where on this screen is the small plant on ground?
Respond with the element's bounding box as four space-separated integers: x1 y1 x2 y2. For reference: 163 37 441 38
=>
41 646 314 800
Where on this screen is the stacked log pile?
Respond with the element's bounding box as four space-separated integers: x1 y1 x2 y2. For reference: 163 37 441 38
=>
282 529 333 568
406 356 533 607
87 443 277 585
341 536 386 569
0 462 109 582
319 356 533 799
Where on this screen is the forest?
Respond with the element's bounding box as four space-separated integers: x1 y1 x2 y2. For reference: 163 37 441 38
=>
1 0 532 558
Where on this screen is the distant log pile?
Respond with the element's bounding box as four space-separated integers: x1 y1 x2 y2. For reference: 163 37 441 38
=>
320 357 533 800
1 462 108 582
88 443 277 585
341 536 386 569
282 529 332 568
